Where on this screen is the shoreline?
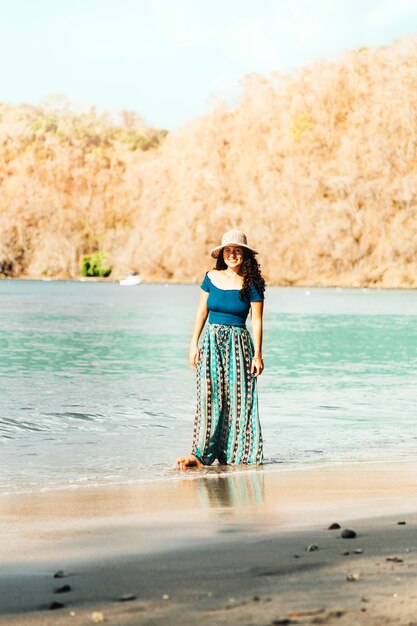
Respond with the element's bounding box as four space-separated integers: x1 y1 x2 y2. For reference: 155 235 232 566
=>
2 276 417 290
3 459 417 551
2 459 417 624
1 454 416 497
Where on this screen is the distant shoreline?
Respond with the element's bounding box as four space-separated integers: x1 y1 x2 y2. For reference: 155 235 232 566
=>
1 276 417 290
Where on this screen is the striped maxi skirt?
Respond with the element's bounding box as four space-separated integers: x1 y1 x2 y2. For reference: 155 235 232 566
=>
191 323 263 465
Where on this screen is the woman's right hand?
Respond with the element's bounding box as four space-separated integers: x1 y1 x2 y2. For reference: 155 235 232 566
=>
189 344 200 367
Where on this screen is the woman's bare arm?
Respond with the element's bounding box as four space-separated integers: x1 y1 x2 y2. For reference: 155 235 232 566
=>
189 291 209 367
250 300 264 377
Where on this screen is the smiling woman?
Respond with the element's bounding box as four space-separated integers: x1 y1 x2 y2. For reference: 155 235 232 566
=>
177 230 266 469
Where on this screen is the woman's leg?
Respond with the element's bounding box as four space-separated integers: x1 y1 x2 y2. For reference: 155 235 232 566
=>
176 325 225 468
219 327 263 465
190 325 226 465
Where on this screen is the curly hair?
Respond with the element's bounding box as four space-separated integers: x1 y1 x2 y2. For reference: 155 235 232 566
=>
215 249 266 301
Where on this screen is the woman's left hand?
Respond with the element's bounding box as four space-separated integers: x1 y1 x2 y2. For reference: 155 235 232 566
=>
251 357 264 377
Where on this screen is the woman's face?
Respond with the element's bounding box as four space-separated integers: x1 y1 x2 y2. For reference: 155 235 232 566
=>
222 246 244 271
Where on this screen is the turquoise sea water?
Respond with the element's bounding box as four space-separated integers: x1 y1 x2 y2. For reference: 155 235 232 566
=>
1 281 417 494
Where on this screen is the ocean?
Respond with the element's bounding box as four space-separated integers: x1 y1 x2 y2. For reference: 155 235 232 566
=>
1 280 417 495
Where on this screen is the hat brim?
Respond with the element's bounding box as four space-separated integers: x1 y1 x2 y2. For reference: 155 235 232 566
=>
210 243 259 259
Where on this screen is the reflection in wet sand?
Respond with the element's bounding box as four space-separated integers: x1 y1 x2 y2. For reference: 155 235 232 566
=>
196 467 265 517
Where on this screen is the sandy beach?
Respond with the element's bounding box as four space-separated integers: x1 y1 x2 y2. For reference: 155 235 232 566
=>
2 460 417 625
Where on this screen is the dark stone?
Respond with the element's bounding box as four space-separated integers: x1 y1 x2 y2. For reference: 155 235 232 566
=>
341 529 356 539
293 554 300 558
305 544 319 552
253 595 260 601
49 601 64 610
117 593 137 602
397 521 406 525
53 570 65 578
328 523 341 530
53 585 72 594
343 551 350 556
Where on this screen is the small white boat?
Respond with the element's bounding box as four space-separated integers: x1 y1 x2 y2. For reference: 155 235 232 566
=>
119 272 142 286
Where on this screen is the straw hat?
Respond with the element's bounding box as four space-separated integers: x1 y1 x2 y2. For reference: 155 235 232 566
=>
210 230 258 259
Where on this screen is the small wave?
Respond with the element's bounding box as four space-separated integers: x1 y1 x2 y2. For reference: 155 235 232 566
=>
44 411 96 421
0 417 44 432
317 405 344 411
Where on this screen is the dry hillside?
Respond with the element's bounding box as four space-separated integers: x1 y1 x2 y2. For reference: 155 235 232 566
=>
1 37 417 287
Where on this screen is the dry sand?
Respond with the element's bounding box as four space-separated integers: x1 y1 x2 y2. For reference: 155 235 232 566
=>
1 460 417 625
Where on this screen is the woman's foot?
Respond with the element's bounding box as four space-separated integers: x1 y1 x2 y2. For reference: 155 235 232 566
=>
176 454 204 469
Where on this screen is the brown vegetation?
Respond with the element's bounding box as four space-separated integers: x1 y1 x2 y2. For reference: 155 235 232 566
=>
1 37 417 286
0 98 166 278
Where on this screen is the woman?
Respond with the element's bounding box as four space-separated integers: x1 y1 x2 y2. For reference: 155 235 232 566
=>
177 229 265 469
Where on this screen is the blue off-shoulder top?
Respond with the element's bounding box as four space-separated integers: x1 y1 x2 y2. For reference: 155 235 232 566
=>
200 272 264 327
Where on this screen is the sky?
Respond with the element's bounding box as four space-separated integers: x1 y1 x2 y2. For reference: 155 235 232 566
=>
0 0 416 130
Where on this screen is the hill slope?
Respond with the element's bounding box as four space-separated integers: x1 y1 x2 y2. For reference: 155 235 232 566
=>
1 37 417 286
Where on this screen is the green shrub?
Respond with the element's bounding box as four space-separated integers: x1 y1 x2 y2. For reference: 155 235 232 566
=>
80 251 112 277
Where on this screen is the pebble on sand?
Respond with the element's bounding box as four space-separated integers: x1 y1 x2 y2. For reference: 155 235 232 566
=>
116 594 137 602
53 570 66 578
91 612 104 623
49 601 64 610
328 523 341 530
397 521 406 525
346 573 361 582
341 529 357 539
305 544 319 552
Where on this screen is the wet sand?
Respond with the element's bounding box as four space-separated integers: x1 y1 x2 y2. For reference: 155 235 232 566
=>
1 460 417 625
